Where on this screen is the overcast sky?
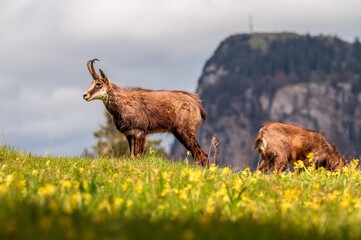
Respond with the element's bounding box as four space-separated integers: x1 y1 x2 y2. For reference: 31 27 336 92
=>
0 0 360 156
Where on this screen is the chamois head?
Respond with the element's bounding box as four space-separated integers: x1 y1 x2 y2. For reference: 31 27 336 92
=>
83 59 110 102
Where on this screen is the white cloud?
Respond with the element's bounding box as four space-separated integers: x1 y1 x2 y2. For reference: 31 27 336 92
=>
60 0 361 43
0 86 103 155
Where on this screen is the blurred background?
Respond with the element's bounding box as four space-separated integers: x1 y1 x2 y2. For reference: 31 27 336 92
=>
0 0 360 167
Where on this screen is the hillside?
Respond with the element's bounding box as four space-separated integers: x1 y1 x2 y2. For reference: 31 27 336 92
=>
171 32 361 169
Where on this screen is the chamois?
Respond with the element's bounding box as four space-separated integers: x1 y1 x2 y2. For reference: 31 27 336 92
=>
254 122 346 172
83 59 209 166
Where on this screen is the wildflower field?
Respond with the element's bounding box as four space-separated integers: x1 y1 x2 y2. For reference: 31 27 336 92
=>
1 146 361 239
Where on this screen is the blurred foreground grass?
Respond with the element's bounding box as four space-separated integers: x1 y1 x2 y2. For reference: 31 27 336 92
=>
1 145 361 239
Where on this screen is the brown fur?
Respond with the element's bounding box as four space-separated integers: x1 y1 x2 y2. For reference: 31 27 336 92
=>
254 122 346 172
83 59 209 166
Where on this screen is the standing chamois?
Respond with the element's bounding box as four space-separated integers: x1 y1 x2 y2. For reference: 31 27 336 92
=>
83 59 209 166
254 122 346 172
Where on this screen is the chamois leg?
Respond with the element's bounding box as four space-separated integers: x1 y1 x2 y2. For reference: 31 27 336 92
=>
135 131 146 158
126 135 135 158
274 155 288 172
257 159 272 173
173 129 209 166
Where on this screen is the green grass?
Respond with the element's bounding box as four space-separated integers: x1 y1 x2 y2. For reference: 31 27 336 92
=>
1 145 361 239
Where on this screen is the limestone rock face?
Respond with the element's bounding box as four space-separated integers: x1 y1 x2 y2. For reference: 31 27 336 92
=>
269 82 361 156
171 33 361 169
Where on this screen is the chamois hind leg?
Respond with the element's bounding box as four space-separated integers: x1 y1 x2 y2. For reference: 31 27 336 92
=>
173 129 209 166
274 154 288 172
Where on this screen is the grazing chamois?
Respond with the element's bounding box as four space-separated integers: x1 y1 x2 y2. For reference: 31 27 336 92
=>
83 59 209 166
254 122 346 172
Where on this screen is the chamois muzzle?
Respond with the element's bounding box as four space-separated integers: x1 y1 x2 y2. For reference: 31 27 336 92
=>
83 93 91 101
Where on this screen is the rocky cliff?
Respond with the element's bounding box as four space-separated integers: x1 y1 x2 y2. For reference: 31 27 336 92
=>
171 32 361 169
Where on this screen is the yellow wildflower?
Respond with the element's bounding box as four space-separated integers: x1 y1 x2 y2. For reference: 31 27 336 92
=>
161 171 173 182
350 159 359 170
6 174 15 186
280 202 292 213
82 180 89 190
19 179 26 188
221 167 231 175
1 164 7 171
64 180 72 189
122 178 132 191
135 182 143 193
98 198 112 213
82 193 92 206
126 200 133 208
149 147 155 155
294 160 305 170
178 186 190 200
158 204 166 211
113 197 124 210
233 177 244 191
32 170 38 177
205 198 216 214
38 183 56 197
160 182 171 197
306 152 314 163
73 180 80 190
187 169 202 183
241 167 251 177
70 192 83 209
209 164 217 173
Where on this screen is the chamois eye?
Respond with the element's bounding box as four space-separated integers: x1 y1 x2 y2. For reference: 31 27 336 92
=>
95 82 102 87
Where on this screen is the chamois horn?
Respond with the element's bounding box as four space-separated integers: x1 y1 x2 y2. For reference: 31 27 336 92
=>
87 59 99 79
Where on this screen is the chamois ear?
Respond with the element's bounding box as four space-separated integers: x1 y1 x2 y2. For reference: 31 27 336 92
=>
99 69 109 84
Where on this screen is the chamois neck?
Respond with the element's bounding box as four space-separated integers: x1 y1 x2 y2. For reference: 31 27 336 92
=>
104 82 122 108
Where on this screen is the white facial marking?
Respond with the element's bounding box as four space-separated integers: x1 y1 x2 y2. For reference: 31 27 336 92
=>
258 137 267 153
89 88 108 101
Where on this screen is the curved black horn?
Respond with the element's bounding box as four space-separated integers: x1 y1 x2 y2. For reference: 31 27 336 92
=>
87 59 99 79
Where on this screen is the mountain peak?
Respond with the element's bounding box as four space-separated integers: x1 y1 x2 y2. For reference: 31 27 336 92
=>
172 32 361 169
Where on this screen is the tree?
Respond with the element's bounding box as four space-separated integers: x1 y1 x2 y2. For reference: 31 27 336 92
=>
93 111 166 157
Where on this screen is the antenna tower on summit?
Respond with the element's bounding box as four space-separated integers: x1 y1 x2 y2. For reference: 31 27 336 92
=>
249 14 253 33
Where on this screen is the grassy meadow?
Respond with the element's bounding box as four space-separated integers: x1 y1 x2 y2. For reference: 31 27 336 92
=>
1 145 361 239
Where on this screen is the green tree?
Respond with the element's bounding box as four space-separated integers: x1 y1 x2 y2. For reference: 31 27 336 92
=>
93 111 166 157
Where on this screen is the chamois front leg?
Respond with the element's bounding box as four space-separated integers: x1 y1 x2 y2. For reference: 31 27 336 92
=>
126 131 146 158
135 131 146 158
256 153 274 173
126 135 136 158
257 159 271 173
